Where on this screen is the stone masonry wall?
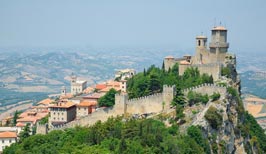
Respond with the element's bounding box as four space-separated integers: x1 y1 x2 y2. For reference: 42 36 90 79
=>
183 83 227 97
47 85 175 132
179 63 222 81
126 93 163 114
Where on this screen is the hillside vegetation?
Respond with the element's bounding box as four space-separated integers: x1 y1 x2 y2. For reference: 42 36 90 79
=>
127 64 213 99
4 64 266 154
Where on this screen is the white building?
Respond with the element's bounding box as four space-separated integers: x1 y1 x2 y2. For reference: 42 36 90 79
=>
115 69 136 80
0 131 17 152
70 75 87 95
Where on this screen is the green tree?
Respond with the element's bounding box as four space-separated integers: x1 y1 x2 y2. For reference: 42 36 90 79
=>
12 110 19 126
204 106 223 129
19 123 31 142
98 88 117 107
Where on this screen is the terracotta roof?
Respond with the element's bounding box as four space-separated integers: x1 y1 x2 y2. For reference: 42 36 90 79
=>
106 81 120 87
179 60 190 65
16 122 25 127
49 101 76 108
60 93 73 99
77 101 97 107
38 98 53 105
17 116 40 124
83 93 104 99
95 84 107 90
100 87 120 93
0 131 17 138
212 26 227 31
83 87 94 94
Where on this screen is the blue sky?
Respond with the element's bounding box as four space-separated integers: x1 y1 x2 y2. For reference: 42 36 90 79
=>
0 0 265 53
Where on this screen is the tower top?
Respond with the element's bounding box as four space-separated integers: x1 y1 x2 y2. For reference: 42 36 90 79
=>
196 35 207 39
212 26 227 31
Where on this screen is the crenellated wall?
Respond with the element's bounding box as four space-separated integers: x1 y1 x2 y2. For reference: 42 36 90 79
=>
183 83 227 97
46 85 176 132
126 93 163 114
114 85 176 115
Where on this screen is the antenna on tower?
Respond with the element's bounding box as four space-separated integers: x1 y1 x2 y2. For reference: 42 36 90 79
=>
219 21 222 26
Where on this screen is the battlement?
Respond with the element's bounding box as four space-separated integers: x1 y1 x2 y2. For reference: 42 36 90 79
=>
183 83 227 97
127 93 163 104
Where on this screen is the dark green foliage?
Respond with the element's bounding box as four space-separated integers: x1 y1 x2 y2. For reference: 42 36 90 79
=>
221 67 231 78
172 87 186 107
210 92 221 101
187 91 209 106
39 116 49 125
227 87 237 97
175 104 185 120
98 88 117 107
12 110 19 126
127 64 213 99
187 126 211 154
239 112 266 153
19 123 31 142
4 117 209 154
204 106 223 129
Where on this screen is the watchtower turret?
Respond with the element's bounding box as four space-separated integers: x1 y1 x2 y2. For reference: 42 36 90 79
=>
209 26 229 54
195 35 207 64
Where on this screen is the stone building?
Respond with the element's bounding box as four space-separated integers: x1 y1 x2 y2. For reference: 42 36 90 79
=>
164 26 234 81
76 101 97 118
70 75 87 95
48 101 76 128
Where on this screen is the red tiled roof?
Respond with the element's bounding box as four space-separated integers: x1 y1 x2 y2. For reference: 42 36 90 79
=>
96 84 107 90
16 122 26 127
37 98 53 105
77 101 97 107
0 131 17 138
49 101 76 108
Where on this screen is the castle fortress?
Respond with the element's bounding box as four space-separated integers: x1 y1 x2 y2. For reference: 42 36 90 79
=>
164 26 235 81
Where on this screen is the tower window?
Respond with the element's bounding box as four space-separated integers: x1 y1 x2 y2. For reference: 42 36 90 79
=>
198 40 201 46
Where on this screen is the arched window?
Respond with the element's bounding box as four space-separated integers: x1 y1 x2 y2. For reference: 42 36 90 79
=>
198 40 201 46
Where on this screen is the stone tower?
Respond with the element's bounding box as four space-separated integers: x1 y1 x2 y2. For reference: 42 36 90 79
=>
209 26 229 63
61 86 66 96
195 35 208 64
162 85 176 109
71 73 77 84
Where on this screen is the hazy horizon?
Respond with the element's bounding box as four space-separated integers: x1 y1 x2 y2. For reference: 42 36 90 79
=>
1 0 266 53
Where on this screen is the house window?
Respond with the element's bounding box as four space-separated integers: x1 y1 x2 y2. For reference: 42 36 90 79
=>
62 118 64 120
2 140 4 143
9 139 12 143
62 113 63 115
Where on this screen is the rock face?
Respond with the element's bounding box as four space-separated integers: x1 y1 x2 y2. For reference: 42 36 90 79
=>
183 88 247 153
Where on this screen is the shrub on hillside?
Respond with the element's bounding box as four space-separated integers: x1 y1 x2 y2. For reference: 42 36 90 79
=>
210 92 221 101
187 91 209 106
204 106 223 129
